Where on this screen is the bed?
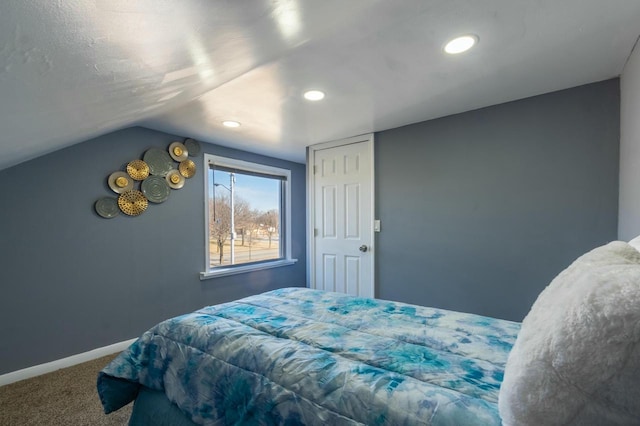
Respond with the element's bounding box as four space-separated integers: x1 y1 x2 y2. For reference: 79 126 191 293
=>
98 287 520 425
98 239 640 425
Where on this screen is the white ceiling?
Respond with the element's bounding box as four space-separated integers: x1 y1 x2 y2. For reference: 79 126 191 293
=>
1 1 639 170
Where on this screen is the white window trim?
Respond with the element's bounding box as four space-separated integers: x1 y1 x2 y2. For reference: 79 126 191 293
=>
200 154 296 280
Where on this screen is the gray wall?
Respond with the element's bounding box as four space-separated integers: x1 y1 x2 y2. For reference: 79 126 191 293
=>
619 41 640 240
375 79 620 321
0 127 306 374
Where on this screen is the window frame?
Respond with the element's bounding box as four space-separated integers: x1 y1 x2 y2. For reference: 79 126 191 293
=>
200 154 296 280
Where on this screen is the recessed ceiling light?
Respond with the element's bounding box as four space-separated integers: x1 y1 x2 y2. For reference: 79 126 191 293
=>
222 120 241 128
303 90 325 101
444 35 478 54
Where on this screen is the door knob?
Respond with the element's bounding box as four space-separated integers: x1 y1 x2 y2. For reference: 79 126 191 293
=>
359 245 368 252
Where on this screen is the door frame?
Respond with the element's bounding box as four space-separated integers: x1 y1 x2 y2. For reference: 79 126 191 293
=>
307 133 375 296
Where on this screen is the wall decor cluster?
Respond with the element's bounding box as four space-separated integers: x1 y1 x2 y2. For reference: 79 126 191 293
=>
94 138 201 218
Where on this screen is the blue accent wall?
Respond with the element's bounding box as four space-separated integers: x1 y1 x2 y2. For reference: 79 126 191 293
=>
0 127 306 374
0 79 621 373
375 79 620 321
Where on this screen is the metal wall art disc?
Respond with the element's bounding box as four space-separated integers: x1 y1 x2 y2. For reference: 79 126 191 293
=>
168 142 188 162
179 159 196 178
95 197 120 218
141 175 170 203
127 159 150 181
166 169 185 189
108 171 134 194
143 148 174 176
117 190 148 216
184 138 201 157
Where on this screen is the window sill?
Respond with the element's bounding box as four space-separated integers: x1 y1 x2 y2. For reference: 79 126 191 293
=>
199 259 298 280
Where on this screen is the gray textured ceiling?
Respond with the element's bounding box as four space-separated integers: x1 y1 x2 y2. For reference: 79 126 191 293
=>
1 1 639 170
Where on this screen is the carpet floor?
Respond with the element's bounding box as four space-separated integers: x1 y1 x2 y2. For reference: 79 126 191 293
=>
0 354 133 425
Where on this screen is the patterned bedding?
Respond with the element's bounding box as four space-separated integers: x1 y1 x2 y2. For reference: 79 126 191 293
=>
98 287 520 425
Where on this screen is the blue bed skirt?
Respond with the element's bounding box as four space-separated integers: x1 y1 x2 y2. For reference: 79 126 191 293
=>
129 387 196 426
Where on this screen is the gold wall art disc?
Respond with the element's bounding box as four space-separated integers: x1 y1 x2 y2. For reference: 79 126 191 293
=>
184 138 201 157
168 142 188 162
117 190 148 216
108 171 134 194
127 160 150 181
179 159 196 178
166 169 185 189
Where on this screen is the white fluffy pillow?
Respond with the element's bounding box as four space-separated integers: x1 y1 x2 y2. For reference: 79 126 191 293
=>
499 241 640 425
629 235 640 252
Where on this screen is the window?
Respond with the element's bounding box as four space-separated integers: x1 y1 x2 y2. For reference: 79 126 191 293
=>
201 154 296 279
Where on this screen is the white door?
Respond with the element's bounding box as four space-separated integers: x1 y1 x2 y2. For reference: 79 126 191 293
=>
308 134 374 298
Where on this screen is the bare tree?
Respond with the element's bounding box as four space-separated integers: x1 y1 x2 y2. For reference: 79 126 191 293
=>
259 209 279 248
209 195 231 264
210 189 279 264
232 198 252 246
210 194 258 263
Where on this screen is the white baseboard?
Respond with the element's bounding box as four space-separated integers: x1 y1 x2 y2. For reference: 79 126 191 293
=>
0 338 137 387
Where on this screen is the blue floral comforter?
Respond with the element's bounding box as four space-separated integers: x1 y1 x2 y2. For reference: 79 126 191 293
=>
98 287 520 425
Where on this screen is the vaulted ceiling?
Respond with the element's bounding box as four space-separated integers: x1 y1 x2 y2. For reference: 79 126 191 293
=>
1 1 639 170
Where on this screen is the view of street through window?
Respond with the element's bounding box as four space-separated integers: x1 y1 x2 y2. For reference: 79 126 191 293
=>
209 169 281 267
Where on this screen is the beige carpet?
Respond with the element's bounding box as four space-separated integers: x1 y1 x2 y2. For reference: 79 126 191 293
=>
0 354 133 426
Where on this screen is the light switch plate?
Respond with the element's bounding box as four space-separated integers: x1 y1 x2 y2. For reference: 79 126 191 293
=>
374 220 381 232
